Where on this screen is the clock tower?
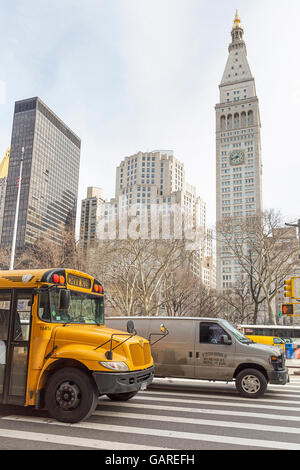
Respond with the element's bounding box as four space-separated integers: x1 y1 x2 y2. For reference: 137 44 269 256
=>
215 10 263 290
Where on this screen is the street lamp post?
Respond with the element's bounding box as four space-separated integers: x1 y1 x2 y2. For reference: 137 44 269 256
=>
9 147 24 270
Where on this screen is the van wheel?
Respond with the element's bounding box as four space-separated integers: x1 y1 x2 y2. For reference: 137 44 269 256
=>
106 392 137 401
45 367 98 423
235 368 267 398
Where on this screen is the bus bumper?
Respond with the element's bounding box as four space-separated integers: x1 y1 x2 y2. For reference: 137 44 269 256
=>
267 368 289 385
92 366 155 395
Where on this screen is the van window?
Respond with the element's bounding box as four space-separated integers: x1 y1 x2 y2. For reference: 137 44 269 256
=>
200 322 229 345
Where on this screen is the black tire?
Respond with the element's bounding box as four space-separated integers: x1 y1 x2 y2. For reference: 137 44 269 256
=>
106 391 138 401
235 368 267 398
45 367 98 423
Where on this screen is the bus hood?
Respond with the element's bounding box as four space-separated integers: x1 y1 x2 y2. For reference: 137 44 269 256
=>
44 324 153 370
52 324 149 348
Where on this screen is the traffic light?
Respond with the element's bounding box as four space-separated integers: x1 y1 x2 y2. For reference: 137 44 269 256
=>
282 304 294 316
284 279 294 298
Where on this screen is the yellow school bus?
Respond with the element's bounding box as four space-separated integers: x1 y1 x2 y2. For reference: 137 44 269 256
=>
0 268 154 423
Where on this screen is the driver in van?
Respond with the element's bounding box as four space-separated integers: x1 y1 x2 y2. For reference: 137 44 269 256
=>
208 324 225 344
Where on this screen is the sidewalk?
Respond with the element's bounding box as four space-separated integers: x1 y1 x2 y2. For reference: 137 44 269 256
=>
286 359 300 374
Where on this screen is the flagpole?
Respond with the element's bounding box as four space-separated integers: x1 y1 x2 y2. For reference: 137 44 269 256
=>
9 147 24 270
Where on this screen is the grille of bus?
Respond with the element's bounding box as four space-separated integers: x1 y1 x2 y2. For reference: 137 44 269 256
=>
129 342 151 367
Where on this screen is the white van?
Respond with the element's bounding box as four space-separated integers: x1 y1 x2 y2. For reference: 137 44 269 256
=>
106 316 289 398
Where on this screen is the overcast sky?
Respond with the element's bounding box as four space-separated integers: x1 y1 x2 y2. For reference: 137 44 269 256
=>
0 0 299 235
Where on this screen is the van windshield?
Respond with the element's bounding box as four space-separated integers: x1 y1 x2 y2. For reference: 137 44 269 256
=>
39 289 104 325
222 320 253 344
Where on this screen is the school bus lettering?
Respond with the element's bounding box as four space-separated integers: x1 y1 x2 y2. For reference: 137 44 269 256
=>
67 273 91 289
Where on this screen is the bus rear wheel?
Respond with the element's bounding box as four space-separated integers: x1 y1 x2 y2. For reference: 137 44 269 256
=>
45 367 98 423
106 391 137 401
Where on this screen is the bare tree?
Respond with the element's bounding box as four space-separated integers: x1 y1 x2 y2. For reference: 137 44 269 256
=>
220 276 255 324
17 224 82 270
217 209 299 324
85 237 196 316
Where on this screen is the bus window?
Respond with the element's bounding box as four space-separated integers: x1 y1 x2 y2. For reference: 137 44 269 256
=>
0 294 11 395
38 289 105 325
0 295 11 342
15 297 32 341
39 291 51 322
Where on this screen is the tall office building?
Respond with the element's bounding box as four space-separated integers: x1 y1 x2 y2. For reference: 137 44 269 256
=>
215 11 263 290
1 97 81 253
93 150 215 285
80 186 105 250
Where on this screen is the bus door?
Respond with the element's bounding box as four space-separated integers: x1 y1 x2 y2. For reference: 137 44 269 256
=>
0 291 11 402
1 290 32 405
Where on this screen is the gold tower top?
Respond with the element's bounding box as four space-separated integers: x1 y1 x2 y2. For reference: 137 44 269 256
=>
232 9 242 30
0 147 10 179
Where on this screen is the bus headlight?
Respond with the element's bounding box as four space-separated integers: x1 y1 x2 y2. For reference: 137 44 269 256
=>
99 361 129 371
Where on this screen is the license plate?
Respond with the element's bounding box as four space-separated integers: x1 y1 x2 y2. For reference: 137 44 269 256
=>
140 382 147 391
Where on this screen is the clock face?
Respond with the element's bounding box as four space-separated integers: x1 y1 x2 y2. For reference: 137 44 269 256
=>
229 150 245 165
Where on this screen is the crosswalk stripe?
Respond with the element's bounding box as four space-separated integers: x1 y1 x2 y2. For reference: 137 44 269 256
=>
151 380 300 390
0 426 166 450
93 409 300 435
150 383 300 393
142 390 300 405
130 394 300 412
100 399 300 422
2 415 300 450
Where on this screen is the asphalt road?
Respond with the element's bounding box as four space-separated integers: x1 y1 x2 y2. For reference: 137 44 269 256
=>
0 375 299 451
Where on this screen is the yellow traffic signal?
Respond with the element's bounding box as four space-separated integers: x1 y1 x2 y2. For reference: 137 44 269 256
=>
282 304 294 316
284 279 294 298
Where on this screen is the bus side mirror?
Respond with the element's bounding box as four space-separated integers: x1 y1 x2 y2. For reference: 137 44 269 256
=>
127 320 135 334
59 289 70 310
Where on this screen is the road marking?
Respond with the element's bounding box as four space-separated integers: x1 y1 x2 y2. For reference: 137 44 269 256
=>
2 415 300 450
0 426 166 450
153 377 300 385
99 400 300 422
129 394 300 412
93 409 300 434
142 390 300 405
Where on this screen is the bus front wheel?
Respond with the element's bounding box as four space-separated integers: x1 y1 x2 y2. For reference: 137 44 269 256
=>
45 367 98 423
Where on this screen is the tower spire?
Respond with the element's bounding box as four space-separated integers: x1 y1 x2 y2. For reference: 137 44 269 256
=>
229 8 245 51
232 9 242 30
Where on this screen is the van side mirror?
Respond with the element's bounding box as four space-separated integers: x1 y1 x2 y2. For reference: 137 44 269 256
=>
149 323 169 346
59 289 70 310
127 320 135 334
220 335 232 345
160 323 169 335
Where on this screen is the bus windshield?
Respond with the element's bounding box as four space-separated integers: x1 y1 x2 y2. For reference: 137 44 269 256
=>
39 289 104 325
222 320 253 344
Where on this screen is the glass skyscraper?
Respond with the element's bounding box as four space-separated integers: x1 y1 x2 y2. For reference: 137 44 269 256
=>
1 97 81 253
